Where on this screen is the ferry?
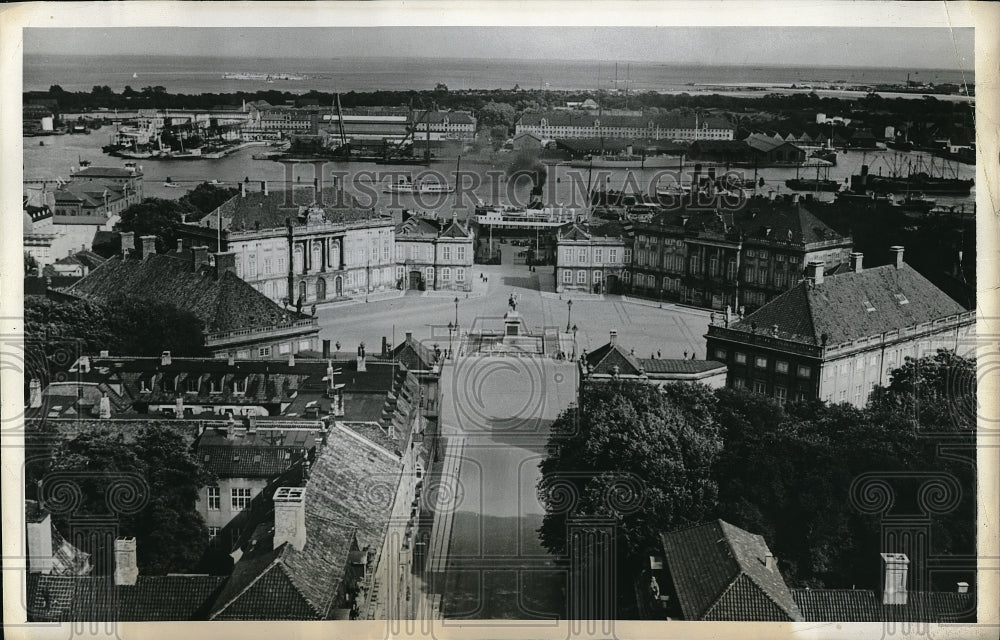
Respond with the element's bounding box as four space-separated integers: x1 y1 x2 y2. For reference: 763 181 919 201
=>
474 202 579 230
383 178 454 195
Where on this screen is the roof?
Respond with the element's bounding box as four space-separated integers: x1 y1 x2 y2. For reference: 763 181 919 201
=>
729 262 969 346
638 358 727 374
558 222 626 242
197 437 317 479
584 340 644 376
792 588 975 623
659 519 802 621
746 133 803 153
393 335 438 371
53 250 107 269
27 574 226 621
208 424 400 620
207 187 389 232
439 217 473 239
396 215 441 239
63 252 313 336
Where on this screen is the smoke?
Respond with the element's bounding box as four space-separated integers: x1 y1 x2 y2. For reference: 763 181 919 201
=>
506 147 546 198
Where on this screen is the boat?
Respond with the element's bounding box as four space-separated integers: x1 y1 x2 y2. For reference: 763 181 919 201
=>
811 149 838 165
784 178 841 192
474 201 578 230
383 178 454 194
851 159 973 196
163 178 180 188
568 154 685 169
132 72 138 79
896 194 936 214
209 179 223 185
835 190 894 206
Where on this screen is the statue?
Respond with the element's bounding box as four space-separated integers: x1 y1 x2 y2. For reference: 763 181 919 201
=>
358 342 366 358
650 576 660 599
508 293 517 312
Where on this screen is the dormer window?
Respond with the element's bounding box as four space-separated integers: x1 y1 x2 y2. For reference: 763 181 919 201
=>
233 376 247 395
186 375 200 393
862 299 876 313
894 293 909 305
209 376 222 394
163 374 177 392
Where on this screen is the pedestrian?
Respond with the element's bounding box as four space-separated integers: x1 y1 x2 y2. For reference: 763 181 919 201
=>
657 350 661 358
683 350 688 359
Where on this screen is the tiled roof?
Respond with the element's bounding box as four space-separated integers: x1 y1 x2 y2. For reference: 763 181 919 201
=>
791 588 975 623
53 250 107 269
393 335 438 371
208 424 400 619
396 215 441 238
584 341 644 376
638 358 726 374
64 253 313 335
730 262 969 346
439 217 473 239
659 519 802 621
27 574 226 621
746 133 801 153
198 444 313 479
210 188 389 232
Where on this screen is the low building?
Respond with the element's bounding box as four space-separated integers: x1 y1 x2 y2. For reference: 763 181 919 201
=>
512 132 544 153
394 213 474 292
60 234 320 359
69 164 144 202
412 110 477 141
580 331 728 391
745 133 807 165
46 248 106 278
704 246 975 406
23 205 57 269
555 222 630 293
645 519 974 622
517 111 733 142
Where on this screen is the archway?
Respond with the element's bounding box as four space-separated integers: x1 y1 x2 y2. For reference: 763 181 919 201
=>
335 276 343 297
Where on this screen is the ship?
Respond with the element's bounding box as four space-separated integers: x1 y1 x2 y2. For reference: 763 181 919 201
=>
568 154 685 169
474 201 579 230
784 178 842 192
851 163 973 196
383 178 454 195
222 72 305 81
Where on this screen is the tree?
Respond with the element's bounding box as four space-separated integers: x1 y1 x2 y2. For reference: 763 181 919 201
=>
115 198 194 253
47 427 214 575
434 83 449 93
539 382 722 560
489 125 509 151
477 101 517 132
102 295 210 357
178 182 239 217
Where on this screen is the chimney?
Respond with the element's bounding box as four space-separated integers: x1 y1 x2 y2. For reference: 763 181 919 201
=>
273 487 307 551
849 252 863 273
213 252 236 280
176 238 184 253
120 231 135 259
227 353 235 366
246 414 257 434
890 245 905 269
791 193 800 204
161 350 172 366
764 552 777 571
288 353 295 367
405 331 413 342
881 552 909 605
99 350 109 358
322 339 331 359
357 343 367 372
808 260 825 286
609 330 618 346
957 581 969 594
191 246 210 271
114 537 139 586
240 181 246 198
138 235 157 260
99 394 111 419
29 379 42 408
261 180 268 196
26 510 54 573
768 191 776 201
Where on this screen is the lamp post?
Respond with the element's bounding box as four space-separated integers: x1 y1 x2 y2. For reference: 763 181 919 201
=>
566 299 573 331
572 324 578 360
454 296 459 328
447 321 454 361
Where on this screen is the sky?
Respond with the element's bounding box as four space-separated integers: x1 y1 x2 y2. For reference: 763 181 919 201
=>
24 27 975 70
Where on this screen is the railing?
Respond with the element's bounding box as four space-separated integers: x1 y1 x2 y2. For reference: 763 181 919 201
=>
207 318 318 342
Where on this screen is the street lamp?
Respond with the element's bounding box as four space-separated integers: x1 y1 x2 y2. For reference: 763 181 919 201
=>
572 324 578 360
566 299 573 331
454 296 459 328
447 321 455 361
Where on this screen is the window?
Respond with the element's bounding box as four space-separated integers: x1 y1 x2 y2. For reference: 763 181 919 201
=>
733 377 745 389
456 246 466 261
862 299 876 313
735 352 747 364
299 340 311 351
577 270 587 283
209 376 222 394
562 270 573 283
186 375 200 393
233 377 247 395
856 359 865 371
797 365 812 378
163 375 177 392
594 248 603 263
609 249 618 263
578 249 587 263
456 268 465 282
383 244 390 261
396 245 405 261
594 270 603 282
623 249 632 263
753 380 767 395
208 526 220 541
714 348 727 360
207 487 220 511
775 360 789 374
775 387 788 406
854 385 863 405
440 267 451 281
263 257 272 275
755 356 768 369
894 293 909 305
258 347 271 358
231 487 252 510
443 246 452 261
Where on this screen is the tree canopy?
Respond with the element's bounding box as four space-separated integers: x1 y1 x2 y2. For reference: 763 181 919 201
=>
47 426 214 575
115 197 193 254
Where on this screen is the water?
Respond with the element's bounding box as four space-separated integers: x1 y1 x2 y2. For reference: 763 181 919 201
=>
25 54 974 95
24 131 976 216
